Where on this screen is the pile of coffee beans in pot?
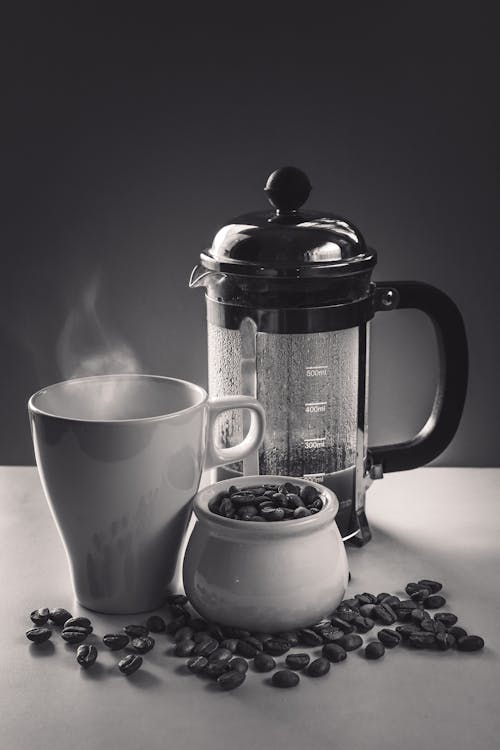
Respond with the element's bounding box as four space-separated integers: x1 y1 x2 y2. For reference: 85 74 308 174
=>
25 580 485 690
210 482 324 521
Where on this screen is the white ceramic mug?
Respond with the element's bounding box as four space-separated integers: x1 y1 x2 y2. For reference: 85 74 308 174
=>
28 374 265 614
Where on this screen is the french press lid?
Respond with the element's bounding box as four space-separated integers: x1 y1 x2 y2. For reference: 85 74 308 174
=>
199 167 377 278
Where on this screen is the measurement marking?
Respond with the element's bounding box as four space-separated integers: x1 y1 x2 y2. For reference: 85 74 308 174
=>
305 365 328 370
304 401 327 406
305 401 327 414
304 437 326 449
304 473 325 483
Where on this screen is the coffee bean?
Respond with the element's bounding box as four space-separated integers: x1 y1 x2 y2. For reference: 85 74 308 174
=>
209 648 233 666
175 639 196 656
146 615 166 633
365 641 385 660
118 654 142 676
272 669 300 688
166 615 190 634
435 632 456 651
130 636 155 654
306 657 330 677
229 657 249 673
286 493 304 508
355 593 376 605
375 593 392 604
194 638 219 657
249 515 267 521
353 616 375 633
421 619 446 635
300 485 319 504
166 594 188 606
408 632 436 648
245 636 264 652
193 631 214 643
338 634 363 651
103 633 129 650
322 644 347 663
448 626 467 641
330 616 355 633
263 507 286 521
61 627 89 644
372 604 397 625
286 653 310 670
169 604 190 619
187 655 208 673
457 635 485 652
64 617 92 633
219 498 236 517
320 628 345 644
405 582 422 596
396 599 419 612
411 609 431 624
299 629 323 646
417 579 442 594
293 507 312 518
253 652 276 672
174 626 194 642
423 595 446 610
409 588 431 603
220 639 239 653
231 494 256 507
264 638 291 656
217 670 246 690
26 627 52 644
358 604 376 618
30 608 50 625
49 608 72 626
433 613 458 629
123 624 149 638
339 598 361 611
253 632 273 645
76 644 97 668
395 624 421 640
377 628 401 648
237 504 259 518
379 595 401 608
277 631 299 647
279 482 301 495
208 624 224 640
205 662 231 679
237 640 260 658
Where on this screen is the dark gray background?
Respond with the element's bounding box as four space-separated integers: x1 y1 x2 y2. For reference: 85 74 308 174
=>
2 3 498 465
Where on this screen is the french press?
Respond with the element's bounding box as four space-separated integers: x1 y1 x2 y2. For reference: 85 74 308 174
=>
190 167 468 544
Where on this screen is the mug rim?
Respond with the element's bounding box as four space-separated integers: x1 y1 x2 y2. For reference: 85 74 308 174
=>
28 373 208 424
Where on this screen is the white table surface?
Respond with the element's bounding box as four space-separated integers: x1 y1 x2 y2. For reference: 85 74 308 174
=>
1 466 499 750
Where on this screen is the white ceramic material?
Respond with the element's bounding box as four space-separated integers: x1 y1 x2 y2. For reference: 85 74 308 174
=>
183 475 349 632
28 374 265 614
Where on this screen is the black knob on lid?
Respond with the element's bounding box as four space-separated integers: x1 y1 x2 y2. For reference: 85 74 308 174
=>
264 166 312 213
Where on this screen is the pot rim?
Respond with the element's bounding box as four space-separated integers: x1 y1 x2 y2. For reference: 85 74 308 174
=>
192 474 339 539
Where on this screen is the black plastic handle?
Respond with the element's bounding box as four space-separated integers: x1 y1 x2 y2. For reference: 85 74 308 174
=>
368 281 468 473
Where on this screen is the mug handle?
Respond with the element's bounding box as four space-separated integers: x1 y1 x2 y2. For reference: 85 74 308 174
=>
204 396 266 470
368 281 468 474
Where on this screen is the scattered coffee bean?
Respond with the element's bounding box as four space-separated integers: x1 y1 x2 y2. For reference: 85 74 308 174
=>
166 615 189 634
209 648 233 666
174 626 194 642
457 635 485 652
277 631 299 647
380 595 401 608
372 603 397 625
237 640 260 658
306 657 330 677
253 652 276 672
123 624 149 638
208 624 225 641
299 629 323 646
49 608 72 626
286 653 310 670
220 639 239 653
320 628 345 644
353 616 375 633
263 638 291 656
377 628 401 648
175 639 196 657
26 627 52 644
217 670 246 690
272 669 300 688
375 593 392 604
421 619 446 635
223 627 251 639
187 655 208 673
130 636 155 654
146 615 166 633
409 587 431 603
330 616 355 633
118 654 142 676
30 608 50 625
229 657 249 674
433 612 458 629
411 609 431 624
245 636 264 652
338 634 363 651
322 644 347 663
395 624 421 640
64 617 92 633
355 593 376 605
408 632 436 648
396 599 419 612
365 641 385 660
103 633 130 650
169 604 189 619
205 662 230 679
424 594 446 610
61 627 89 644
339 598 361 611
194 638 219 657
417 579 442 594
448 626 467 641
194 631 214 644
435 632 456 651
358 603 376 618
76 644 97 669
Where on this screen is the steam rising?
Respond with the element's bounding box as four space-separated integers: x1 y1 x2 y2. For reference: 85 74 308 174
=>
57 275 141 381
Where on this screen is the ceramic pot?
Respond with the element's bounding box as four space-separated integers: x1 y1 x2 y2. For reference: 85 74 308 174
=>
183 475 348 632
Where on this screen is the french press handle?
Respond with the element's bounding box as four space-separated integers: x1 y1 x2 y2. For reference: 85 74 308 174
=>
368 281 468 474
